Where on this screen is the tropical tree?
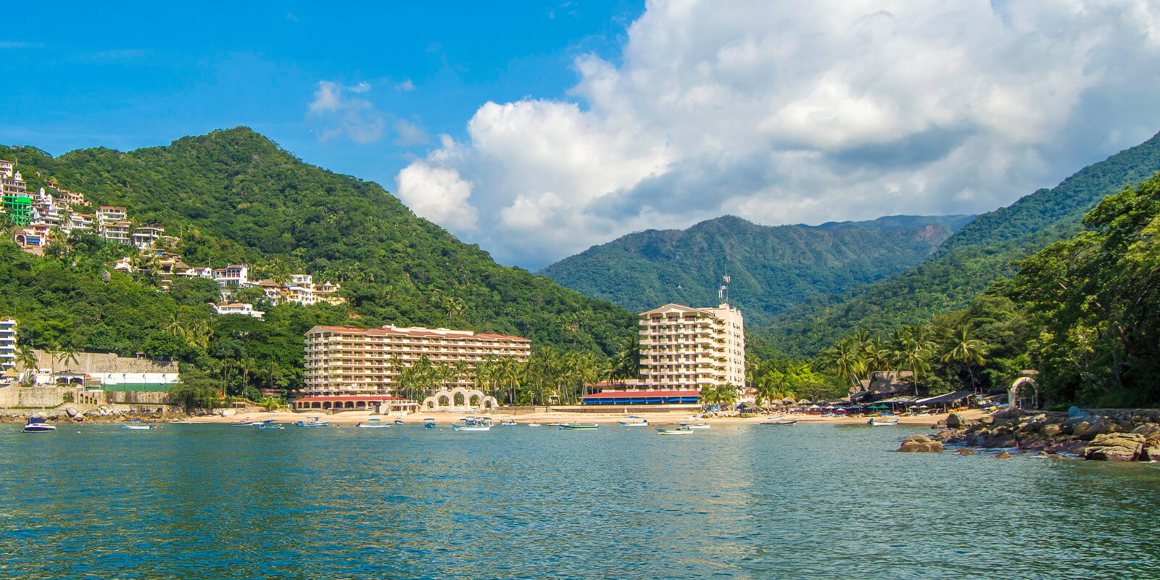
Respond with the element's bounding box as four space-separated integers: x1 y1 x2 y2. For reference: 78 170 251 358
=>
15 344 38 386
941 325 988 391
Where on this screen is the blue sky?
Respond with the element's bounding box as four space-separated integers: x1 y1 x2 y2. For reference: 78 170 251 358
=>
0 1 641 188
4 2 1160 270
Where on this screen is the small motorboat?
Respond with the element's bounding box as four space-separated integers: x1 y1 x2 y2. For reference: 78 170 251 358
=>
258 420 285 430
394 418 405 425
527 422 542 427
230 419 258 427
499 418 518 426
868 417 899 426
357 418 390 429
296 416 330 427
656 427 694 435
423 418 437 429
760 419 798 426
452 418 492 432
618 416 649 427
22 417 56 433
121 422 155 430
678 422 710 430
558 423 598 430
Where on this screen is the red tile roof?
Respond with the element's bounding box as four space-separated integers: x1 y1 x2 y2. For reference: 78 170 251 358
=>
307 325 530 342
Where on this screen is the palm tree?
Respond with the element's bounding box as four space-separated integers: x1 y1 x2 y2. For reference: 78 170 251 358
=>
16 344 38 386
613 334 640 380
941 325 988 391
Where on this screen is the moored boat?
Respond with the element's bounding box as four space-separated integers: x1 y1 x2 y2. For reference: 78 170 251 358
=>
452 418 492 432
656 426 694 435
22 416 56 433
678 422 710 430
258 420 285 430
558 423 598 430
296 416 330 427
868 417 899 426
618 416 649 427
760 419 798 426
499 418 518 426
121 422 155 430
423 418 437 429
357 418 390 429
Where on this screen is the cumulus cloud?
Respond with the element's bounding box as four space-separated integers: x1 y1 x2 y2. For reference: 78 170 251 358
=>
396 0 1160 269
307 81 384 143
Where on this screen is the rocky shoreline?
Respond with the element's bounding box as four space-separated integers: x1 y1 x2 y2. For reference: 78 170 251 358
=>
903 407 1160 462
1 405 176 424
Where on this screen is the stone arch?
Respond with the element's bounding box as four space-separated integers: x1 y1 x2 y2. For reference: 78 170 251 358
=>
454 391 466 406
1009 376 1039 409
469 394 481 408
422 387 499 412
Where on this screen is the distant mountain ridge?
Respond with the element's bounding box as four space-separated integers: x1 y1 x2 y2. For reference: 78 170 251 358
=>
540 214 973 325
762 129 1160 355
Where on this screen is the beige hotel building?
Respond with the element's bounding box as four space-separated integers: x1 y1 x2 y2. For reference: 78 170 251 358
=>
638 303 745 391
303 325 531 397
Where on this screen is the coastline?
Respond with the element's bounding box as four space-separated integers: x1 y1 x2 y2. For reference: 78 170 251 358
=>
180 408 984 427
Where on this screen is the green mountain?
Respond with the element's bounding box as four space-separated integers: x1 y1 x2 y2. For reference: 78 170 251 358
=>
764 129 1160 356
0 128 636 392
540 214 972 326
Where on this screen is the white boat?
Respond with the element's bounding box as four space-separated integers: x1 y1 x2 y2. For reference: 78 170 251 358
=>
258 420 285 430
356 418 390 429
760 419 798 426
656 427 694 435
296 416 330 427
22 417 56 433
618 416 649 427
121 422 155 430
499 418 518 426
678 422 710 430
558 423 598 430
453 419 492 432
527 422 542 427
868 417 899 426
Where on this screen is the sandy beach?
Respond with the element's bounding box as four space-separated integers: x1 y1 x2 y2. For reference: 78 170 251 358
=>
184 408 986 427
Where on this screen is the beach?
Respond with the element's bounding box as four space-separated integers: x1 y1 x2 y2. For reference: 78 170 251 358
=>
184 407 985 427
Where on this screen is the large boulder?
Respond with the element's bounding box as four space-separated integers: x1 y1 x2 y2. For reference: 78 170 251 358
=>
946 413 966 428
1083 433 1145 461
64 405 80 418
1042 423 1063 438
898 435 944 453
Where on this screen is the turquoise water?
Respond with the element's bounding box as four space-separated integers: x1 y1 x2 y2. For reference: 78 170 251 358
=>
2 423 1158 578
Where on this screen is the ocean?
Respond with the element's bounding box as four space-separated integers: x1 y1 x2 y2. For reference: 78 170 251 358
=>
2 422 1158 578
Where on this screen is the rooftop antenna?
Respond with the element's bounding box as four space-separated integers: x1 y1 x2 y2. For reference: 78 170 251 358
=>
719 274 731 306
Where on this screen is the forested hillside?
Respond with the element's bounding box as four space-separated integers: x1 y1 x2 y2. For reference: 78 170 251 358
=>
0 128 637 399
762 130 1160 356
541 214 971 325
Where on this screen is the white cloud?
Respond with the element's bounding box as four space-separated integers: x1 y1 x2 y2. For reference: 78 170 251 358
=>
396 163 478 231
396 0 1160 269
307 81 384 143
396 79 416 92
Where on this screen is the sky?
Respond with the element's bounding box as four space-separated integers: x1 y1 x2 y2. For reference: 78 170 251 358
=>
3 1 1160 270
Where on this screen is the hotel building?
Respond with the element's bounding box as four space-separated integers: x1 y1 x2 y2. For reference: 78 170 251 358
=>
302 325 531 397
0 318 17 384
638 303 745 391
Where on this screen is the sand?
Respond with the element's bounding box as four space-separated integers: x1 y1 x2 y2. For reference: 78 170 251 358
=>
183 408 986 427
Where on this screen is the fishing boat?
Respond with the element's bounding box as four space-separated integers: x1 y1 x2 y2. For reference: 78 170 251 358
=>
423 418 437 429
356 418 390 429
499 418 518 426
527 422 542 427
760 419 798 426
678 421 710 430
22 416 56 433
868 417 899 426
656 426 694 435
258 420 285 430
296 416 330 427
230 419 258 427
617 416 649 427
121 422 155 430
452 418 492 432
558 423 598 430
394 418 405 425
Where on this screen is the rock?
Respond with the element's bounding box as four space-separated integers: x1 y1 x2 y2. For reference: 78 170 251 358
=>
1082 433 1145 461
1132 423 1160 438
898 435 944 453
955 448 977 456
995 451 1011 459
65 405 80 418
1042 423 1062 438
1142 442 1160 462
218 409 236 417
71 412 85 422
946 413 966 428
1068 406 1089 418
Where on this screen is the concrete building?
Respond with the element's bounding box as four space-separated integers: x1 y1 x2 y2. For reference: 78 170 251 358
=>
212 303 265 319
131 225 165 250
212 264 249 288
638 303 745 391
302 325 532 398
0 318 17 383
